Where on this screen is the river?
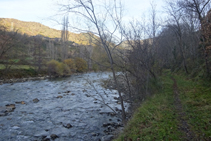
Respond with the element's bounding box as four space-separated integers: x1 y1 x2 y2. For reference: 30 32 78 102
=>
0 72 127 141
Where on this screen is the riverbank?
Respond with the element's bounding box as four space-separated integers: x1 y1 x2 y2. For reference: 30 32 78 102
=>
0 76 50 84
114 72 211 140
0 68 86 84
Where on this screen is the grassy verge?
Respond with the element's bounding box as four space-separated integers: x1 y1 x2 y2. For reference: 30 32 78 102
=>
114 72 211 141
0 69 36 78
174 75 211 140
0 64 33 69
115 73 183 140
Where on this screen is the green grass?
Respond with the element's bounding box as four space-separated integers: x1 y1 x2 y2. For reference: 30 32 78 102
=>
115 72 211 141
174 75 211 140
0 64 33 70
115 73 183 141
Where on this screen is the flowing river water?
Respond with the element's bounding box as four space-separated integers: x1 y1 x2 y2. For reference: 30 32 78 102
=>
0 72 127 141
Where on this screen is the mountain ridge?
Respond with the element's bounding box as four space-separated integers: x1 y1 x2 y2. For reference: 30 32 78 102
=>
0 18 93 45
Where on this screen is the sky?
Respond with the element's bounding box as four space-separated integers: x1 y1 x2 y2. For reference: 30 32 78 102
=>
0 0 165 31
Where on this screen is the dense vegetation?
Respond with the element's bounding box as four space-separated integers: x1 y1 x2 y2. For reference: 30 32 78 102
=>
115 71 211 140
0 19 110 79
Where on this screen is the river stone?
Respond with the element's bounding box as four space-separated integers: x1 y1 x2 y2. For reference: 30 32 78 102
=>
103 123 110 127
63 123 72 129
50 134 58 140
101 135 114 141
91 132 100 136
15 101 25 104
33 98 39 103
114 97 119 100
6 104 15 109
5 104 16 112
83 89 87 93
85 94 91 97
109 112 116 116
40 77 45 80
56 96 63 99
64 91 71 93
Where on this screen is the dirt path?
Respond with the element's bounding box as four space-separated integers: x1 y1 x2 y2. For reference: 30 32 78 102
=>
171 77 194 140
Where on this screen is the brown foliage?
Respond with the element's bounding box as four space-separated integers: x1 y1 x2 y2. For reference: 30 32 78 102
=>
75 57 87 73
63 58 76 72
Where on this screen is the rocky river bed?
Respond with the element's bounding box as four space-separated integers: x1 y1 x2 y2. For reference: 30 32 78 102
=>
0 72 128 141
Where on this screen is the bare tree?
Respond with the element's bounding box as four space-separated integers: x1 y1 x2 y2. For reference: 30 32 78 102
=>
177 0 211 76
32 36 45 72
58 0 126 122
47 38 58 60
0 26 21 77
61 16 69 61
0 26 18 59
178 0 210 22
165 1 190 74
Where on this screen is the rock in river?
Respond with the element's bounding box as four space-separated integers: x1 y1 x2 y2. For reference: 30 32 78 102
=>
15 101 25 104
5 104 16 112
50 134 59 140
33 98 39 103
63 123 73 129
0 104 16 116
56 96 63 99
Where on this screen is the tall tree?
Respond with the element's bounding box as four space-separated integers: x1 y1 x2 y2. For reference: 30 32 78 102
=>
59 0 127 122
165 1 190 74
0 26 18 59
61 16 69 61
177 0 211 76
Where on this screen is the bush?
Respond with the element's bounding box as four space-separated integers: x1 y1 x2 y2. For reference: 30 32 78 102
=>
63 58 76 73
60 63 70 75
47 60 58 75
92 64 99 72
47 60 70 76
75 58 88 73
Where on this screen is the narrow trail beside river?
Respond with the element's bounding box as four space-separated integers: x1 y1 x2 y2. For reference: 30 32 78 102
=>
171 77 194 140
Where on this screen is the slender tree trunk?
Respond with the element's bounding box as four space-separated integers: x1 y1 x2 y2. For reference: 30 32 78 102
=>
111 63 126 123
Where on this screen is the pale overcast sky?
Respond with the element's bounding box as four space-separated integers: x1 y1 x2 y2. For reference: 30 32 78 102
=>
0 0 165 30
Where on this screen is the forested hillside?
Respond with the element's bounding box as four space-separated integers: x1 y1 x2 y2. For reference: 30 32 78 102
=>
0 18 93 45
0 18 110 79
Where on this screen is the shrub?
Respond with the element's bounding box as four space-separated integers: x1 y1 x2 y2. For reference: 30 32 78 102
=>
63 58 76 73
47 60 59 75
47 60 70 76
75 58 88 73
61 63 70 75
92 64 99 72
